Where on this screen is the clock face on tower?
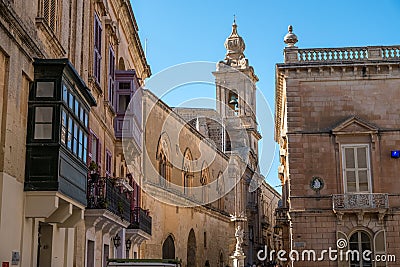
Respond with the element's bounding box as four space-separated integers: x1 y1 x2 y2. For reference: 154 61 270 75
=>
310 176 324 191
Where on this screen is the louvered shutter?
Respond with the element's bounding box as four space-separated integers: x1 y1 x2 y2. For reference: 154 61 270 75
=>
88 130 93 165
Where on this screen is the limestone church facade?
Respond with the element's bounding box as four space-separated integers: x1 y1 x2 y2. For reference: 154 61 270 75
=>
138 20 280 267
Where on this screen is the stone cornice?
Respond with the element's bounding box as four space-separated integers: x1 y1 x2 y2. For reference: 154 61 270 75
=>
0 0 44 59
117 0 151 79
274 55 400 143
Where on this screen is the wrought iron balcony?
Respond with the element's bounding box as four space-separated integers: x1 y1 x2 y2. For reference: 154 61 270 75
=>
129 207 152 235
332 193 389 211
87 175 131 222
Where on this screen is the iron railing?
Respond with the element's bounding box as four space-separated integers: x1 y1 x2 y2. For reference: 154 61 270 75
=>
129 207 152 235
87 174 131 221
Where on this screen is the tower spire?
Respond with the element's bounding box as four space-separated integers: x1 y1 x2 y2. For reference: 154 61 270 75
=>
224 18 246 68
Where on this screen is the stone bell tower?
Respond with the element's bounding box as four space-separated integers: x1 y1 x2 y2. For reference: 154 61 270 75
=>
213 19 261 169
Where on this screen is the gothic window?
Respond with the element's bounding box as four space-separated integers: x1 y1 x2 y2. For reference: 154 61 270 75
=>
157 135 171 186
183 148 193 195
158 153 167 186
200 163 209 203
349 231 372 267
341 144 371 193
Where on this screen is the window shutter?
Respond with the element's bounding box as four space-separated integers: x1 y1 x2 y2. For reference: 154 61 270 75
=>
43 0 50 23
374 230 386 267
108 47 115 104
336 231 349 267
88 131 93 165
93 14 102 83
49 0 57 31
98 139 102 171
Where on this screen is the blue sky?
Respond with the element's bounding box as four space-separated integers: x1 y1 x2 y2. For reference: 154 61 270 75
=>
132 0 400 191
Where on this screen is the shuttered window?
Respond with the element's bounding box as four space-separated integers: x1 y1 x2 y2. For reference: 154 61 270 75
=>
108 47 115 105
43 0 58 32
105 150 112 176
93 14 102 84
342 145 371 193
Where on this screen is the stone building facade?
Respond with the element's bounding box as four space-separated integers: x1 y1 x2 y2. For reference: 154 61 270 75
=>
0 0 150 266
0 0 280 266
275 26 400 266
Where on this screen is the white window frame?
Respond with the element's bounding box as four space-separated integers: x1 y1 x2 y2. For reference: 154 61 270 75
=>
341 144 372 193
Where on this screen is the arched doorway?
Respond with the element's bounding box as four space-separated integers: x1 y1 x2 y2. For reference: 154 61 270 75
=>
162 235 175 259
187 229 196 267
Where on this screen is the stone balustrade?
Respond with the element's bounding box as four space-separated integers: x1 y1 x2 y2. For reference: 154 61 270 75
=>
284 46 400 63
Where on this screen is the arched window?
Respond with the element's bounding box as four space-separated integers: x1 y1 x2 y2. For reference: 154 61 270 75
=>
228 90 239 115
187 229 196 267
349 231 372 267
182 148 193 195
217 171 225 210
162 235 175 259
200 162 209 203
157 134 171 186
158 153 167 186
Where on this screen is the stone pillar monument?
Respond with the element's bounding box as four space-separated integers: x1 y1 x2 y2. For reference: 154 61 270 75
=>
230 225 246 267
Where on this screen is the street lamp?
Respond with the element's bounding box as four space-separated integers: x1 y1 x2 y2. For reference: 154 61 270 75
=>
113 233 121 248
125 239 132 258
273 224 282 235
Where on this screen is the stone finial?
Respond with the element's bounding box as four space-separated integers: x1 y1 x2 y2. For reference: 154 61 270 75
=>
224 18 247 68
284 25 298 47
